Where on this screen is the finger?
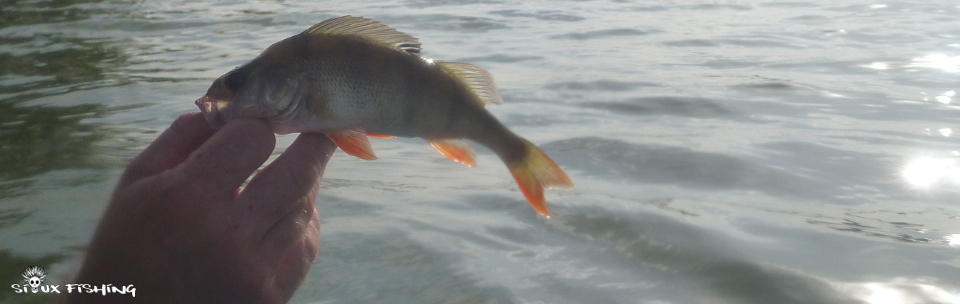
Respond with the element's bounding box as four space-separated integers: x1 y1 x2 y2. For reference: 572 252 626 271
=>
239 132 335 226
119 112 215 189
259 197 319 266
176 118 276 200
270 211 320 301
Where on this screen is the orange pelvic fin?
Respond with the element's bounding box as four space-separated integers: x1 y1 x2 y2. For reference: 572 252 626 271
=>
507 139 573 218
428 138 476 167
327 128 377 160
367 133 396 139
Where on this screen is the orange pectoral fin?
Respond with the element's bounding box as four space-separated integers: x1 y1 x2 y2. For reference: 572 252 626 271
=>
428 138 476 167
327 128 377 160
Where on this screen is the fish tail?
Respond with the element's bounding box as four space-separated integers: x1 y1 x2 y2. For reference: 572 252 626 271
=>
506 139 573 218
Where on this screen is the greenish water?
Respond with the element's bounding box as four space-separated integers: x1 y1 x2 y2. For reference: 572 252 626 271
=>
1 1 959 303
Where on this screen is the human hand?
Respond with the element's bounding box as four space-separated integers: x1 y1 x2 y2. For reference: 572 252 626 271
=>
65 112 335 303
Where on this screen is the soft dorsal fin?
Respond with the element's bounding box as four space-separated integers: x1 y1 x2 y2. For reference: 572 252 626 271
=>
303 16 421 55
436 61 503 106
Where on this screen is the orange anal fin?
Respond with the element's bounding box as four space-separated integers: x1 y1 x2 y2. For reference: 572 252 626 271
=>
327 128 377 160
367 133 395 139
428 138 476 168
506 139 573 218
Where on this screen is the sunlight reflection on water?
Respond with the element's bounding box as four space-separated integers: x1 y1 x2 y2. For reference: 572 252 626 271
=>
947 234 960 246
938 128 953 137
903 156 960 188
844 278 960 304
910 54 960 73
936 91 955 104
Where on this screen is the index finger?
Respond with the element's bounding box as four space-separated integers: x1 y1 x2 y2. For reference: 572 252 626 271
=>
175 118 276 200
119 112 215 189
240 132 334 264
239 132 335 228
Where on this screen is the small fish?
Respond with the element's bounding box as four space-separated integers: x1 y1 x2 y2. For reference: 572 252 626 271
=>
195 16 572 217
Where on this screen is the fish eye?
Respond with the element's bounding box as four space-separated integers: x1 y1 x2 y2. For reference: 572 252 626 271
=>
223 71 244 91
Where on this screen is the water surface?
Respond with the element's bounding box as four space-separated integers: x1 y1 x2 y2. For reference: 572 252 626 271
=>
1 1 958 303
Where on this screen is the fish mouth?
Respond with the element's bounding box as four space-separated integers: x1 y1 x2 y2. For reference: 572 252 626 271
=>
195 94 228 129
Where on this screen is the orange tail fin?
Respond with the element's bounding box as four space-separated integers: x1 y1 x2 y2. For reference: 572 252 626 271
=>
507 139 573 218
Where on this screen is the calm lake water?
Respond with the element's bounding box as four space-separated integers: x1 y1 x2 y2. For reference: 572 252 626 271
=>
2 0 959 303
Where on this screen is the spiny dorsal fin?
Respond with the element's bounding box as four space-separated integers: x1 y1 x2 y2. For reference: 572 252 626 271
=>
303 16 421 55
436 61 503 106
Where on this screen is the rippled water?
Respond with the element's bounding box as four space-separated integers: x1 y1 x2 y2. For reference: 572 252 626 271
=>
2 1 959 303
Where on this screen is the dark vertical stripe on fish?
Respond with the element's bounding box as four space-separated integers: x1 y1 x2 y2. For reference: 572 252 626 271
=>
400 64 425 128
443 88 466 137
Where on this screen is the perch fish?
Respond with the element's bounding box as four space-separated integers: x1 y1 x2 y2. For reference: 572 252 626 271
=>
195 16 572 216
